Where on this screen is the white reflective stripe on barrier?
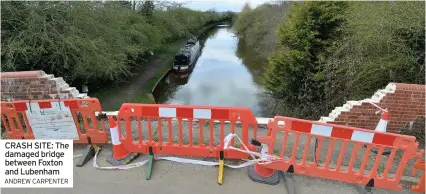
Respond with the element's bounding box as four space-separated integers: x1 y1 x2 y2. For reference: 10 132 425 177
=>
351 130 374 143
311 124 332 137
159 107 177 118
193 109 211 119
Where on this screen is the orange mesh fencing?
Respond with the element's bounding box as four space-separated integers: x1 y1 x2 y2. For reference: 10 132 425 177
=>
256 116 419 191
116 103 258 159
1 98 108 144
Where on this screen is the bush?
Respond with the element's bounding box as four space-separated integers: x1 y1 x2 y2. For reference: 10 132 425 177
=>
1 1 227 85
323 1 425 111
237 1 425 119
262 2 348 118
234 2 288 58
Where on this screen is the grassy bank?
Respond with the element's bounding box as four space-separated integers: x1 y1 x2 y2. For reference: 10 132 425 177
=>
91 39 186 110
129 42 182 104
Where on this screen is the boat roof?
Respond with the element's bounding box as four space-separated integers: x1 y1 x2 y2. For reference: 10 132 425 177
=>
187 39 197 44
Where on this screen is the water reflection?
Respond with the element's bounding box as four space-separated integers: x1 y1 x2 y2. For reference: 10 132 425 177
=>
235 38 268 84
153 26 274 117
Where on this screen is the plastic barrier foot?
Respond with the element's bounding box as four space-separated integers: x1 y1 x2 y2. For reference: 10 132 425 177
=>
248 164 280 185
281 171 296 194
411 172 425 193
76 144 98 167
146 155 155 180
106 152 139 166
355 179 374 194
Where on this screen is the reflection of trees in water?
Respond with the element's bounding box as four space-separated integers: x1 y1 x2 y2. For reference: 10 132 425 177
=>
257 92 312 119
235 38 268 85
153 72 191 104
198 27 220 43
236 37 305 118
234 37 283 117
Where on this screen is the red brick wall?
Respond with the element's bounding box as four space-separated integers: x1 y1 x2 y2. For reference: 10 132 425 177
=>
321 83 425 133
1 70 86 101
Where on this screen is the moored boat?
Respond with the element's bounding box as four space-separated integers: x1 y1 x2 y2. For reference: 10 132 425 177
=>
172 39 201 72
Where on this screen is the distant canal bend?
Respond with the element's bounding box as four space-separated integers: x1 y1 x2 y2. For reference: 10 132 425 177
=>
153 25 275 117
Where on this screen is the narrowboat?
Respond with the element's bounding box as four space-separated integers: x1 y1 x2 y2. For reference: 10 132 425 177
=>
172 39 201 72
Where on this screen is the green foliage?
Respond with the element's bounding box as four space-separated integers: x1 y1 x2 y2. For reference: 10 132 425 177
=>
323 1 425 111
234 2 288 58
239 1 425 119
233 3 252 36
140 1 155 18
1 1 228 85
263 2 348 118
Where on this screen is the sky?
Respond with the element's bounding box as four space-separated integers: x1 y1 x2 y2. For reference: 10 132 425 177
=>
173 0 270 12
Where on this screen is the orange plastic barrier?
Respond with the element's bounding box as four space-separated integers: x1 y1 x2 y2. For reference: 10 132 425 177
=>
412 150 425 193
116 103 258 159
256 116 419 191
1 98 108 144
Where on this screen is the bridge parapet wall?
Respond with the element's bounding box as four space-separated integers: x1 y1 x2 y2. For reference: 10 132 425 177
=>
320 83 425 133
1 70 87 101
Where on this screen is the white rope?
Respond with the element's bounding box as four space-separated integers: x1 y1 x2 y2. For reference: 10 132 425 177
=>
223 133 282 165
91 144 259 170
367 101 387 112
157 156 257 169
88 133 280 170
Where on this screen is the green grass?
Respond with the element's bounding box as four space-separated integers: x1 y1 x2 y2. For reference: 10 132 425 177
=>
91 86 121 103
129 41 185 104
130 66 171 104
131 41 186 103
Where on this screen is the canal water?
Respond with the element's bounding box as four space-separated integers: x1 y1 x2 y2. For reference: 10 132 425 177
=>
153 25 275 117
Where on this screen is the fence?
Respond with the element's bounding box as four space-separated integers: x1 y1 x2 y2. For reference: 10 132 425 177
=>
116 103 258 159
1 98 108 144
0 99 424 192
255 116 421 191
